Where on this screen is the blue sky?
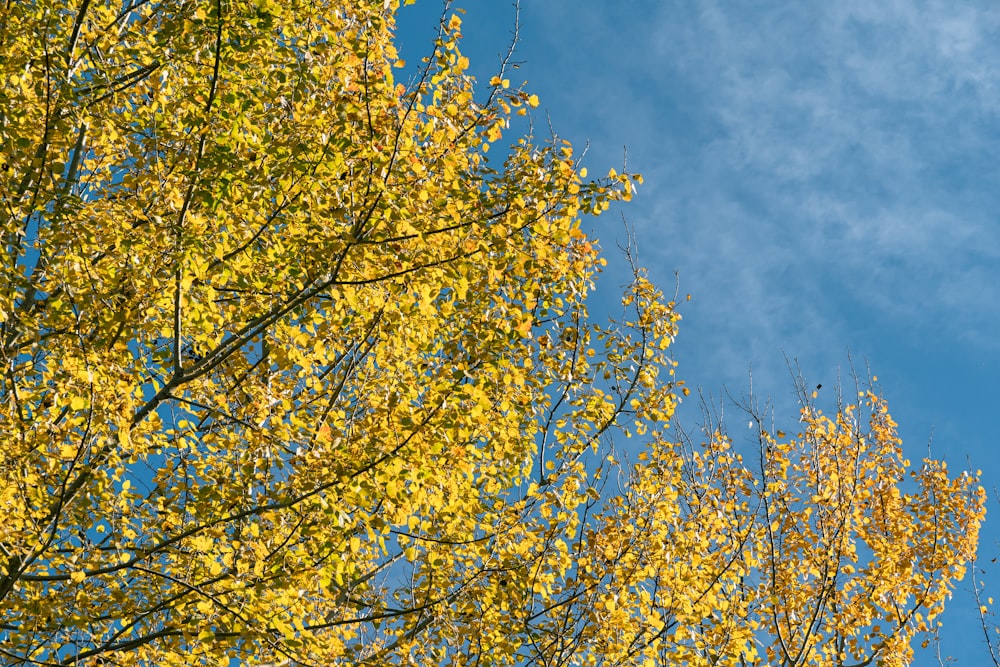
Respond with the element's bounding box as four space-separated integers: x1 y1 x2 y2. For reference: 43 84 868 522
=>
398 1 1000 661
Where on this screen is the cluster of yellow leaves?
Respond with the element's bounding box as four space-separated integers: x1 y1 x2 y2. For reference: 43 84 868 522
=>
575 390 984 667
0 1 983 666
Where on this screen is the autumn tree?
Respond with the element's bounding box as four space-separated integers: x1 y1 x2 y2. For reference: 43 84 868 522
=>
0 1 985 665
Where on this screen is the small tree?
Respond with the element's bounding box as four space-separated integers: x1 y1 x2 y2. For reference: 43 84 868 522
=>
0 1 984 665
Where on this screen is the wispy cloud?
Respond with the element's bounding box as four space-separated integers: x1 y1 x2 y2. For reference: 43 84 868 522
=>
521 0 1000 399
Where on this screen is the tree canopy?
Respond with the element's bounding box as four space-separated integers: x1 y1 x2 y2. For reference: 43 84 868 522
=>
0 1 985 665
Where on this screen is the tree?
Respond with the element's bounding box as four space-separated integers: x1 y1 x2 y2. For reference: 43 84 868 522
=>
0 1 984 665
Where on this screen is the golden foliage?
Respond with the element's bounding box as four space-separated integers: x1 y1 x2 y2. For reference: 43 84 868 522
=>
0 1 983 665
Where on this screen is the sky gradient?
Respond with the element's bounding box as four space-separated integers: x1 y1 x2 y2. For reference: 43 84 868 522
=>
398 1 1000 661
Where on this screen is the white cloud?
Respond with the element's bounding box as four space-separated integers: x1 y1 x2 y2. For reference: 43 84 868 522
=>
512 0 1000 396
619 1 1000 347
